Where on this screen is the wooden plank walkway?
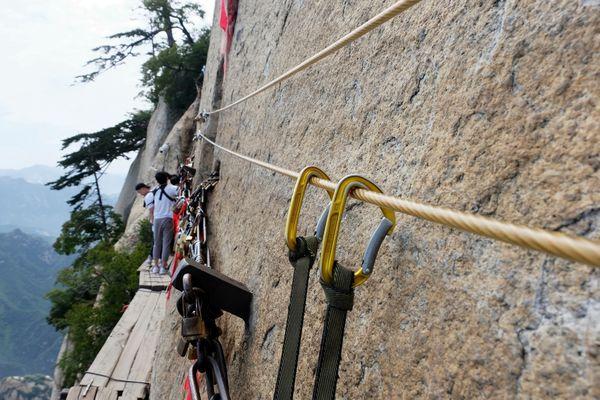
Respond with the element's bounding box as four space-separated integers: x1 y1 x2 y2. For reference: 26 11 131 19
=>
66 262 172 399
138 262 171 291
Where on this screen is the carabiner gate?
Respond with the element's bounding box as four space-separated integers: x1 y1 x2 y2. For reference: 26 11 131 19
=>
285 166 334 252
320 175 396 287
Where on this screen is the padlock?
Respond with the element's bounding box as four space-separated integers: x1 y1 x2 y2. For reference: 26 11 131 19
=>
176 290 201 318
176 337 189 357
182 316 206 339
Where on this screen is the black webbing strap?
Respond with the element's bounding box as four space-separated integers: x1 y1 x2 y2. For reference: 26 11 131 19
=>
312 264 354 400
274 236 319 400
153 184 176 201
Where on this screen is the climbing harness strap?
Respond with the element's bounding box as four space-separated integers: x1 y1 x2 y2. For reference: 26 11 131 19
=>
312 264 354 400
311 175 396 400
274 166 332 400
274 236 318 399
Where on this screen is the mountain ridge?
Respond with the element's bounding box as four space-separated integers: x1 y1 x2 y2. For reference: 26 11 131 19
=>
0 229 73 378
0 164 126 195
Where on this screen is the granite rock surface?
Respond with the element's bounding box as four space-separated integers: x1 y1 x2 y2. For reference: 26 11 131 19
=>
147 0 599 398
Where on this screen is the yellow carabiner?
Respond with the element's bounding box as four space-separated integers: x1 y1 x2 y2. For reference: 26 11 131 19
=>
285 166 333 251
320 175 396 287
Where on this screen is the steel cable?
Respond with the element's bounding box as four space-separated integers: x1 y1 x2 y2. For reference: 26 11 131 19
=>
195 131 600 267
205 0 424 115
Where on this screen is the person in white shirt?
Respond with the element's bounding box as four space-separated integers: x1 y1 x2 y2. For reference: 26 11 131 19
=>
135 183 155 265
150 171 179 275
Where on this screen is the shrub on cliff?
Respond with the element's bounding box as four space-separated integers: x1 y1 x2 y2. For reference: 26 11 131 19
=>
48 220 152 386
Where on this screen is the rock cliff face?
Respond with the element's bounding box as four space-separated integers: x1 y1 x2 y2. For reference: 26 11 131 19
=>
122 0 599 398
114 97 179 224
0 375 52 400
49 335 72 400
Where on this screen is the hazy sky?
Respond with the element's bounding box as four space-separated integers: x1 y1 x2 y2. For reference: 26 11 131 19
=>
0 0 214 175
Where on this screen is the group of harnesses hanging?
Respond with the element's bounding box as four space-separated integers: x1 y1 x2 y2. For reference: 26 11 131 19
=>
166 159 395 400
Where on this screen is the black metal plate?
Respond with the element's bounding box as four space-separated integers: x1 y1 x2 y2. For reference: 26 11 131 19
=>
172 259 252 323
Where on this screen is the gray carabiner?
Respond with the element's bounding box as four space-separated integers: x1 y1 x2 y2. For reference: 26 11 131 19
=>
361 217 394 276
315 203 331 242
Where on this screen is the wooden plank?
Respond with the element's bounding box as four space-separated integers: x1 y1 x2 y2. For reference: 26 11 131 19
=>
81 385 98 400
139 268 171 291
107 291 161 393
96 387 118 400
154 274 171 289
121 291 167 399
65 386 81 400
120 382 149 400
80 290 151 387
139 270 152 287
137 262 148 272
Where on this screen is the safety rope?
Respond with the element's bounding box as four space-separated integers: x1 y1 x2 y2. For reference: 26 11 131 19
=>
205 0 423 116
83 371 149 385
195 131 600 267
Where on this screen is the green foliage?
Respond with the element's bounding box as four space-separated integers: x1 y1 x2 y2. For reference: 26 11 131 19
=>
47 110 150 211
142 29 210 112
53 206 124 256
57 303 99 384
59 110 150 166
48 223 151 386
78 0 208 113
46 265 100 330
78 0 205 83
137 218 154 247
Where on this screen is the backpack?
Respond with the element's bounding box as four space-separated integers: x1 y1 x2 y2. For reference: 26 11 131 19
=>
152 184 176 202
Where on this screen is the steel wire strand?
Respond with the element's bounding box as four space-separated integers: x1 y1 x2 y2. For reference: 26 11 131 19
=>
206 0 424 115
195 131 600 266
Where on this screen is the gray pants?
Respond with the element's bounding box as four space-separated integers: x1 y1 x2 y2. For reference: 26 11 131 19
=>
153 218 174 265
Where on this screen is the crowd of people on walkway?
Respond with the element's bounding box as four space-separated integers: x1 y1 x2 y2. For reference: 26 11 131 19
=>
135 171 179 275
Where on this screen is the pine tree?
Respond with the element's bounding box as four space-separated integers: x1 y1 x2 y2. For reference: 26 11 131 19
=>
47 110 149 244
77 0 207 113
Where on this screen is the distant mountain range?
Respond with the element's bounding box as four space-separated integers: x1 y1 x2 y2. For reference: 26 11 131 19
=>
0 177 73 237
0 229 74 378
0 166 122 237
0 165 124 378
0 164 125 195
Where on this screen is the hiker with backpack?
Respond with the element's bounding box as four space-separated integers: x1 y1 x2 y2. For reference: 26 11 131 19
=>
150 171 178 275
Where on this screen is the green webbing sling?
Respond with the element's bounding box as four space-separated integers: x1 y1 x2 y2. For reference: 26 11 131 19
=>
312 263 354 400
273 236 319 400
